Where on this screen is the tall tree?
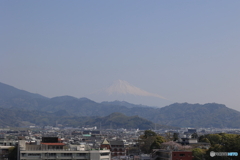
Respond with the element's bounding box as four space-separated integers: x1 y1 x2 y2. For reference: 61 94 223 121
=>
192 148 205 160
139 130 165 154
150 136 165 151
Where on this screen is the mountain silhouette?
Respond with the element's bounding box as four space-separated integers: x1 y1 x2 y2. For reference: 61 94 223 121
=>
88 80 170 107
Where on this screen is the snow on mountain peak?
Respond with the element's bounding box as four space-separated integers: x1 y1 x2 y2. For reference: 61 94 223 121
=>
106 80 166 99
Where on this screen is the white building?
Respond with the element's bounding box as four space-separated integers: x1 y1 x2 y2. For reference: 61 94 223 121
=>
19 140 111 160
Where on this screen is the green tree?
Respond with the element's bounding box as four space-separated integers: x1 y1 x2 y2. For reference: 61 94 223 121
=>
221 134 240 152
140 136 156 154
201 138 210 143
192 148 205 160
143 130 157 139
150 136 165 151
205 144 229 160
206 134 222 145
202 133 240 160
139 130 165 154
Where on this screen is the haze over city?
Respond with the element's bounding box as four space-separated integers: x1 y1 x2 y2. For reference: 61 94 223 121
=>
1 1 240 110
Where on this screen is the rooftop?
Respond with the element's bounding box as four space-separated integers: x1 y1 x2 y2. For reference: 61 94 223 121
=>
41 143 65 146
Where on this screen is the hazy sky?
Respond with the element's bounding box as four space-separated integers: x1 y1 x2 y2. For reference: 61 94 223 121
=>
1 1 240 110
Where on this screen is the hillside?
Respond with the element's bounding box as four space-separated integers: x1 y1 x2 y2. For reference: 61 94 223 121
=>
84 112 169 129
1 82 240 128
0 108 165 129
154 103 240 128
0 82 47 100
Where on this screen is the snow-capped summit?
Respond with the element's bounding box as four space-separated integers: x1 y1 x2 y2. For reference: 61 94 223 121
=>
106 80 166 99
87 80 170 107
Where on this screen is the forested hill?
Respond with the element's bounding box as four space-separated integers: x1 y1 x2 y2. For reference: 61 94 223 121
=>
154 103 240 128
0 108 171 130
1 82 240 128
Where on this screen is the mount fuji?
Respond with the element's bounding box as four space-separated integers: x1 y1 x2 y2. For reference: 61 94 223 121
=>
87 80 171 107
105 80 166 99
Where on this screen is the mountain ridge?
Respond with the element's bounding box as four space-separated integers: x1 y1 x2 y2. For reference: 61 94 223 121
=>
0 107 170 129
0 82 47 100
1 82 240 128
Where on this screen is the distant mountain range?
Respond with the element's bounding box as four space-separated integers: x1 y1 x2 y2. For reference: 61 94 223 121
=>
1 82 240 128
0 82 47 99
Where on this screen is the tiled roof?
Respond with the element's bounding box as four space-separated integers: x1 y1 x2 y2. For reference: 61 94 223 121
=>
102 138 110 145
41 143 65 146
109 141 124 146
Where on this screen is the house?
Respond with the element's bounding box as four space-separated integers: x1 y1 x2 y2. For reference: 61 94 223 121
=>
100 139 126 158
100 138 111 150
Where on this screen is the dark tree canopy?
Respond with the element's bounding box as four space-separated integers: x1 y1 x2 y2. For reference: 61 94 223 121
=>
140 130 165 154
143 130 157 139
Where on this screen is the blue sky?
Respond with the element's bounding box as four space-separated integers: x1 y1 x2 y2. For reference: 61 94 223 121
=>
1 1 240 110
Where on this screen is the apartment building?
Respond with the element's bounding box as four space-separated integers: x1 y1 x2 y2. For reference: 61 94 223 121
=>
19 137 111 160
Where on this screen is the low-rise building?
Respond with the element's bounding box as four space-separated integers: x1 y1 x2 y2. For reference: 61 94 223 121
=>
19 137 111 160
151 149 193 160
0 146 13 160
172 151 193 160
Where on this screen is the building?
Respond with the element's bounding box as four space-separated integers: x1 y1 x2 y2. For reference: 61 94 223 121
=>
187 129 197 134
100 139 111 150
0 139 17 147
172 151 193 160
100 139 126 158
139 154 151 160
0 146 13 160
152 149 172 160
151 149 193 160
109 140 126 158
19 137 111 160
179 138 198 145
